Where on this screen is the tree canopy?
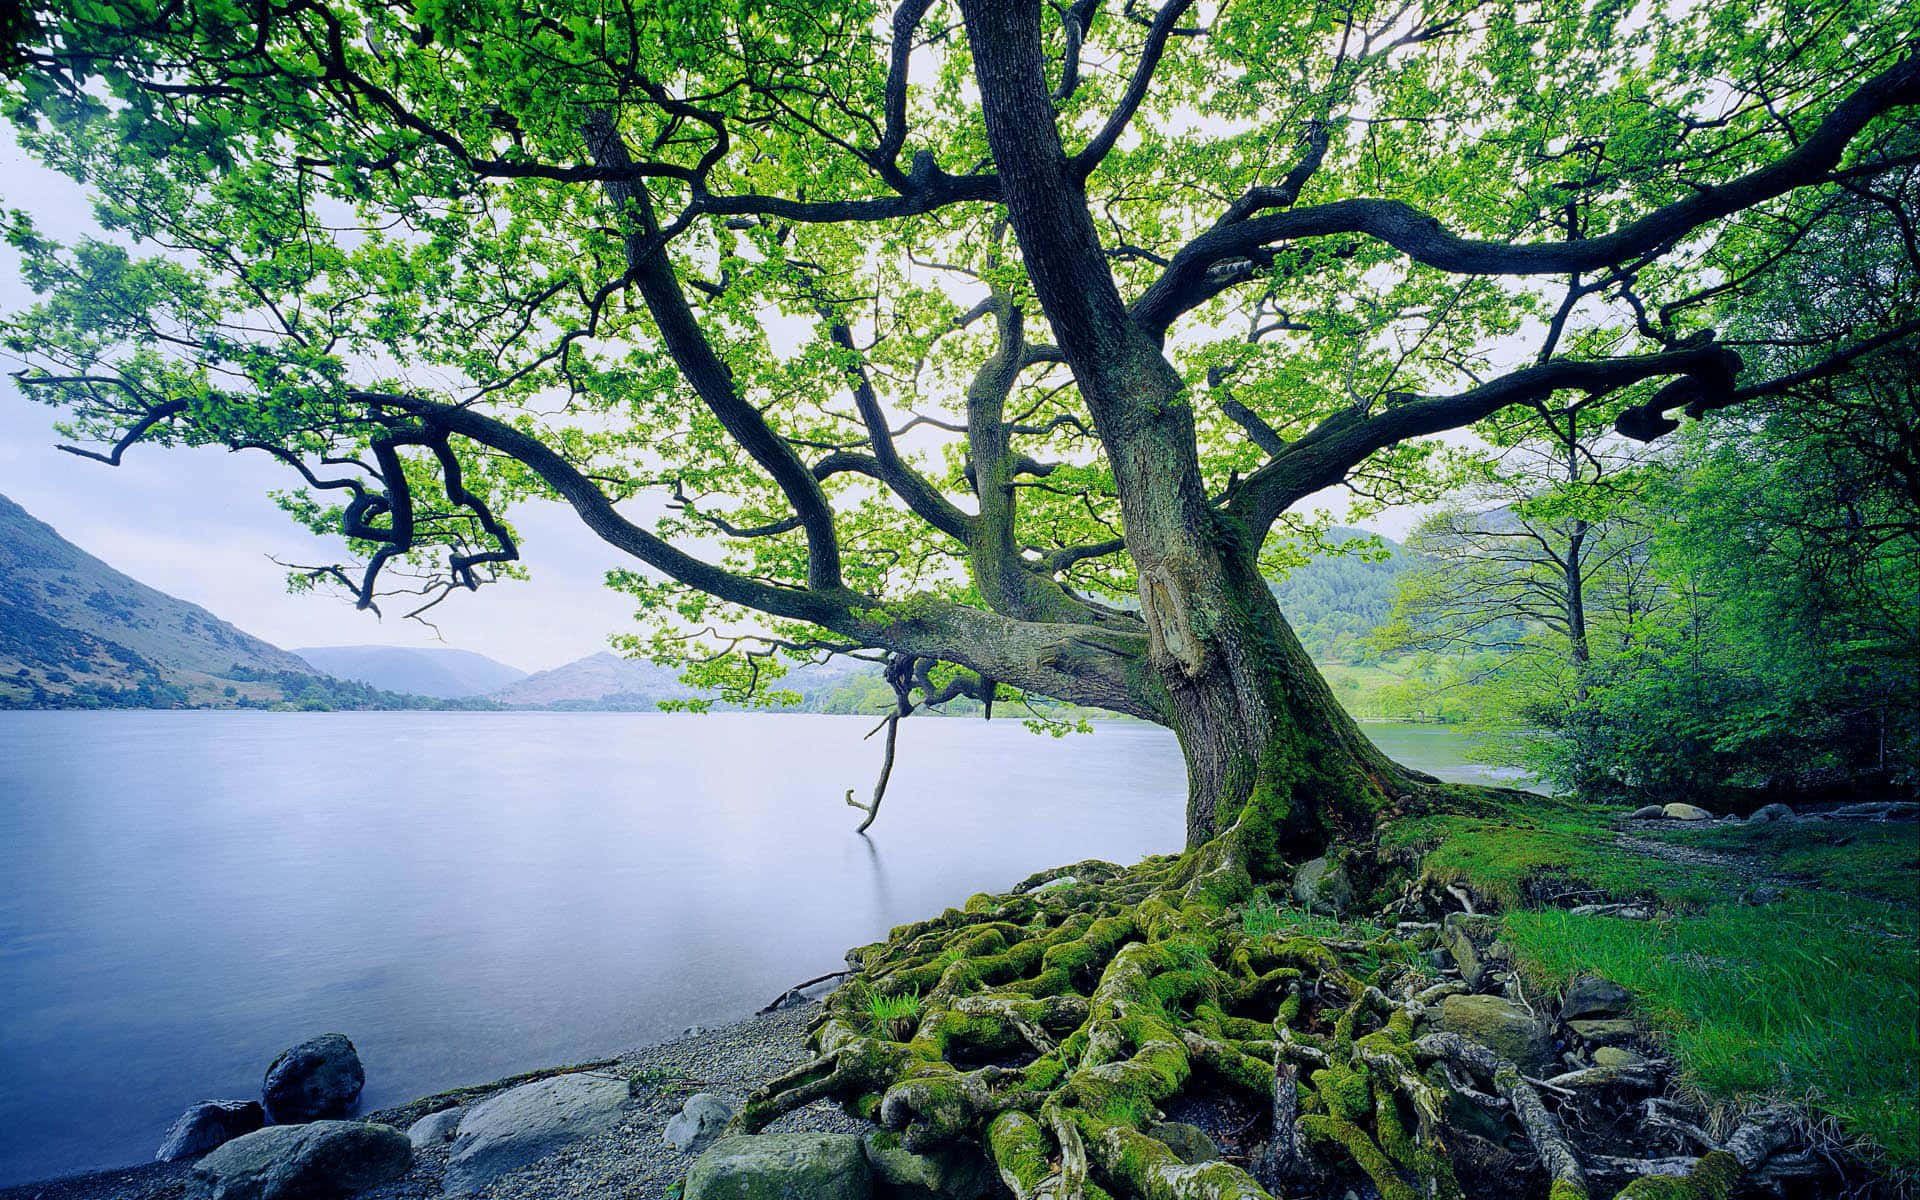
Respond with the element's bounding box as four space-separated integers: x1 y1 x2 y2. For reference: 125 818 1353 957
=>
5 0 1914 709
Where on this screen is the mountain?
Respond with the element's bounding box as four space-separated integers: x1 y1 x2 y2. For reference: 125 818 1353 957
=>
0 492 315 706
295 645 527 698
1268 527 1416 664
489 651 689 708
489 651 874 710
0 492 500 711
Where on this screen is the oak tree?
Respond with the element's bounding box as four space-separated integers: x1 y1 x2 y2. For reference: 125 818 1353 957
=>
5 0 1916 872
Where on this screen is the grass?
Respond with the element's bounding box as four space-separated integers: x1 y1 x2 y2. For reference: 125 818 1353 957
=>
867 988 924 1041
1507 894 1918 1174
1398 795 1920 1176
1384 799 1736 909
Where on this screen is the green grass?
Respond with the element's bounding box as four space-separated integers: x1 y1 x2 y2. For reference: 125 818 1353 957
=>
1657 821 1920 903
1396 795 1920 1176
1507 894 1919 1175
867 988 924 1040
1384 800 1735 909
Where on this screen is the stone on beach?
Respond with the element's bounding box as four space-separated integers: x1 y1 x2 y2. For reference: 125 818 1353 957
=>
443 1072 633 1194
261 1034 365 1124
406 1108 462 1151
156 1100 265 1162
186 1120 410 1200
685 1133 871 1200
664 1093 735 1155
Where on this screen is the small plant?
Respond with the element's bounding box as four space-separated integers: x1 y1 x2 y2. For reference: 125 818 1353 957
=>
1240 894 1288 936
1241 895 1349 940
867 988 924 1040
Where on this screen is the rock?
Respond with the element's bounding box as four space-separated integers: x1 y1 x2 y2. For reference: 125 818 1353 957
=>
158 1100 266 1163
686 1134 871 1200
1628 805 1665 820
1566 1018 1638 1045
187 1120 410 1200
444 1072 633 1194
1560 975 1634 1021
1441 913 1511 989
1593 1047 1647 1069
1293 857 1354 915
1833 801 1919 819
1435 994 1554 1075
665 1094 736 1155
1660 803 1713 821
1748 803 1795 823
862 1131 993 1199
1033 875 1079 892
407 1108 462 1151
261 1034 365 1124
1145 1120 1219 1165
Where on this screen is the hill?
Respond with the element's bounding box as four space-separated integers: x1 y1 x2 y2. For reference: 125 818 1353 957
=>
0 492 313 707
296 645 527 698
1268 527 1415 664
0 492 495 711
489 651 873 710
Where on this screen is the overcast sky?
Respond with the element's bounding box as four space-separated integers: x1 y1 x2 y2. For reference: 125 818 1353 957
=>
0 132 1417 675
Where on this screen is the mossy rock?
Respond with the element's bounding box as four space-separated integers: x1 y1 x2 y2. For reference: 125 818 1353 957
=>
1441 913 1511 988
861 1131 993 1200
1435 994 1555 1075
686 1134 871 1200
1560 975 1634 1021
1293 857 1355 915
1144 1120 1220 1165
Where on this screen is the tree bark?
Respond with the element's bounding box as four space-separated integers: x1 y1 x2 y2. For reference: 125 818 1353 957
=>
959 0 1411 865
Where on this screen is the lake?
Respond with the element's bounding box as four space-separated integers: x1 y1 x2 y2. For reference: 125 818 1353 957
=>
0 712 1505 1185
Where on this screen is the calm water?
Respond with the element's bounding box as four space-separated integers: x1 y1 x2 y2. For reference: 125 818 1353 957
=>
0 712 1498 1185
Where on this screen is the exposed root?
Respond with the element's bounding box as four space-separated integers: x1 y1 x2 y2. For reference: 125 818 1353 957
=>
735 838 1825 1200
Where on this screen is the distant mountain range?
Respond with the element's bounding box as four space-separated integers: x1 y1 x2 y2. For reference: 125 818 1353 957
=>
1 491 1417 711
295 645 529 699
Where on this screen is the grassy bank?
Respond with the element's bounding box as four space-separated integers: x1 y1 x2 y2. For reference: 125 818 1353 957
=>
1386 800 1920 1178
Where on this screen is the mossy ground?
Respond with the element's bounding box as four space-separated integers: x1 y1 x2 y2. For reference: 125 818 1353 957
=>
1388 800 1920 1178
735 793 1915 1199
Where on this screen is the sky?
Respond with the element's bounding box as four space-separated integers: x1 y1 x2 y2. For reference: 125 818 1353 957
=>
0 129 1420 677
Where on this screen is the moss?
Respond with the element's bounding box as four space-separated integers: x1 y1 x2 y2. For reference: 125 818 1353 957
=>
1611 1151 1741 1200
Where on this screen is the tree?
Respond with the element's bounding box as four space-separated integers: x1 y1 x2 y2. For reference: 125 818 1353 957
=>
4 15 1919 1191
7 0 1912 867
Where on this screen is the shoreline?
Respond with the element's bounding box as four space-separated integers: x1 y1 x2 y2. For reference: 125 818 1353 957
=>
0 999 860 1200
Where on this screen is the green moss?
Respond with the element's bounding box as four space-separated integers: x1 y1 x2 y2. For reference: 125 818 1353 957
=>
1611 1150 1741 1200
1385 798 1734 909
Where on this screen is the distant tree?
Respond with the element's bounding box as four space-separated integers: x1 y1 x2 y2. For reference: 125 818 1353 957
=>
4 1 1917 870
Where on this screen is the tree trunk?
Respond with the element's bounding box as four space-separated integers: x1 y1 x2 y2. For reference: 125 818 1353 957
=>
1142 519 1410 871
1097 352 1409 869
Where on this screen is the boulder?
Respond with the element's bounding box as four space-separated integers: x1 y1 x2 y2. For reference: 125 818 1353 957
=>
1566 1018 1638 1045
1593 1047 1648 1069
686 1134 871 1200
1435 994 1554 1075
187 1120 410 1200
1292 857 1354 915
862 1131 993 1199
444 1072 632 1194
407 1108 462 1151
1560 975 1633 1021
262 1034 364 1124
1145 1120 1219 1165
1627 805 1665 820
1660 803 1713 821
1747 803 1795 824
1440 913 1511 989
157 1100 266 1163
665 1093 736 1155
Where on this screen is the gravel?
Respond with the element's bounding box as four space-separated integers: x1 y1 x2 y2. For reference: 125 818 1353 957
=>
0 1002 867 1200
